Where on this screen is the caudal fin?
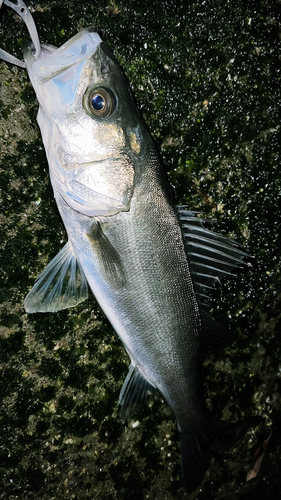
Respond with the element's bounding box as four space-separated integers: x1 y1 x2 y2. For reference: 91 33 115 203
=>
180 418 247 493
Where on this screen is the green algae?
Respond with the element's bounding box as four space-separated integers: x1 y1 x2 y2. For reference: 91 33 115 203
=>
1 1 281 499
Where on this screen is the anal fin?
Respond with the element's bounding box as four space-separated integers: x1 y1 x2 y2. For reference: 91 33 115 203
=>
118 364 159 420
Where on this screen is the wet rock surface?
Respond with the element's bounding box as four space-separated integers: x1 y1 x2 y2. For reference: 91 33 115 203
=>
1 1 281 498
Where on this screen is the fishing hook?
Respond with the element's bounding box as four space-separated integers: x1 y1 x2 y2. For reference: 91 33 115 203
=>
0 0 41 67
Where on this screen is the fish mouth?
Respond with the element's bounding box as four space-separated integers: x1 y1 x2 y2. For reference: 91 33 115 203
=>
53 157 134 217
24 28 102 83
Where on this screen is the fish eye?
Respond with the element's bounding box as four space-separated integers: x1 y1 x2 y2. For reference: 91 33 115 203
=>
92 93 106 111
83 86 116 119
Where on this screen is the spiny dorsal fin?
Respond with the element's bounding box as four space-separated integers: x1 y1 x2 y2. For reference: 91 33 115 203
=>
118 364 159 420
24 241 88 313
177 207 250 310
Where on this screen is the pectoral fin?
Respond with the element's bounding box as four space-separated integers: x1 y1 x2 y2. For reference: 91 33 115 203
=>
87 223 126 288
24 241 88 313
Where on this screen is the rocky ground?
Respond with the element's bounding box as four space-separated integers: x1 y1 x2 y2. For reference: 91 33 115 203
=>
0 1 281 499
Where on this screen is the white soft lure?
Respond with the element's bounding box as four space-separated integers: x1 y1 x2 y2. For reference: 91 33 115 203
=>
1 2 250 493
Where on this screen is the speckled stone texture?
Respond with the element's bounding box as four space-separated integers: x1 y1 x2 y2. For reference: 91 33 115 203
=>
0 1 281 499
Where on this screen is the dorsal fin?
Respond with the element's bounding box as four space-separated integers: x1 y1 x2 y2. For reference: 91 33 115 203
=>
118 364 159 420
24 241 88 313
200 310 234 358
177 207 250 310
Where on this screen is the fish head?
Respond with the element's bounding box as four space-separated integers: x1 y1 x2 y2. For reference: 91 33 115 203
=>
23 28 144 217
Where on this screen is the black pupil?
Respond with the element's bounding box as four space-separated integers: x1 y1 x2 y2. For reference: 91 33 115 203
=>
92 94 105 111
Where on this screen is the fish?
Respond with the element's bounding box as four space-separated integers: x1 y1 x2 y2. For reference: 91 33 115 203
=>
1 14 250 493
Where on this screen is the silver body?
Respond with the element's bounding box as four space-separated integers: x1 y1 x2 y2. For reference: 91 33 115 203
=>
56 144 204 432
24 28 204 431
23 28 247 492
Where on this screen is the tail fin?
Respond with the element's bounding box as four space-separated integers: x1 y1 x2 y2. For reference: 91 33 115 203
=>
180 418 247 493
